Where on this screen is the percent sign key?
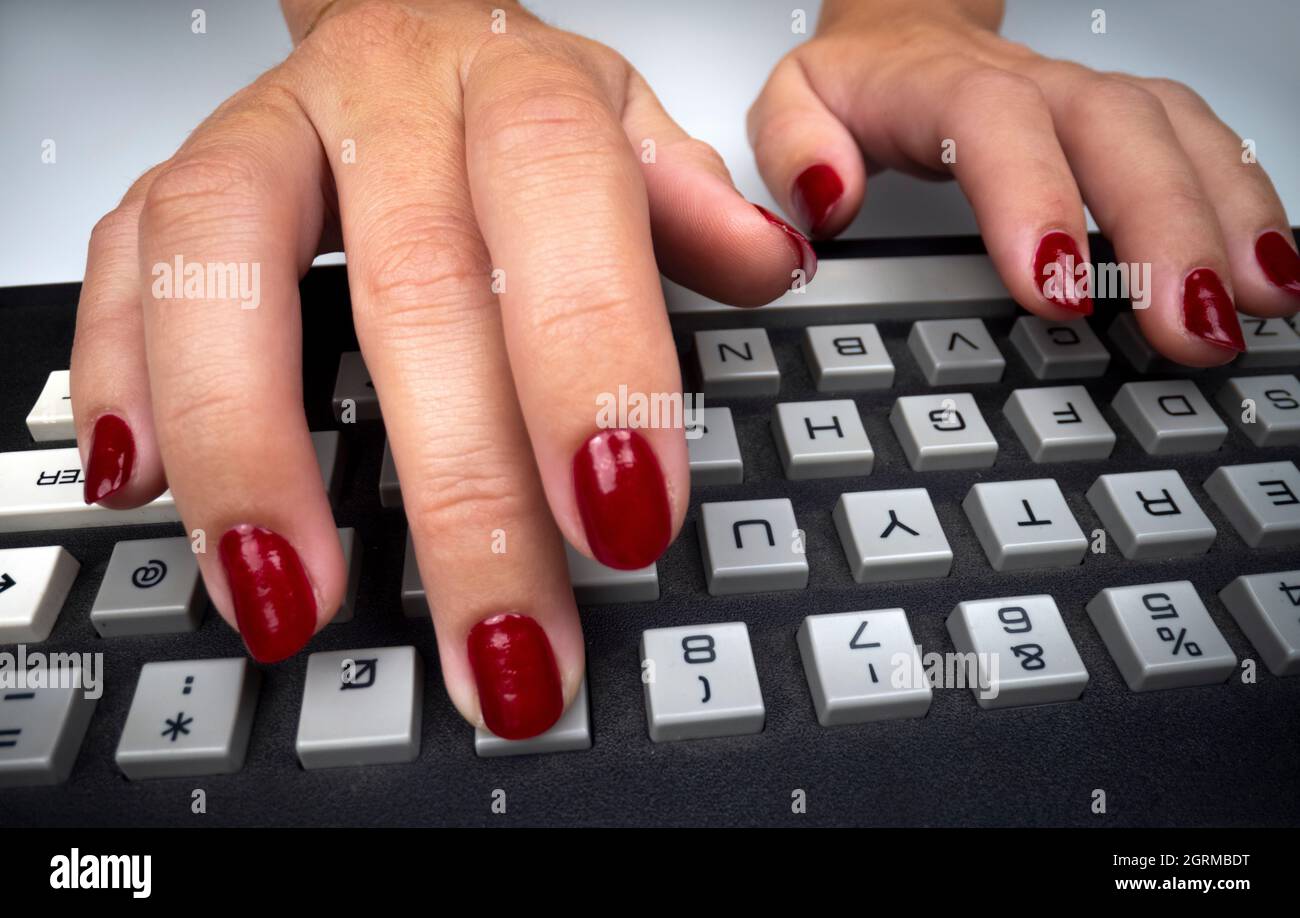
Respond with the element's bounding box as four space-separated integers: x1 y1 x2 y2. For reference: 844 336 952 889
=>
1157 625 1202 657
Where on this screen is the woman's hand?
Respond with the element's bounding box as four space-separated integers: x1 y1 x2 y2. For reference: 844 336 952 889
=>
749 0 1300 363
69 0 808 738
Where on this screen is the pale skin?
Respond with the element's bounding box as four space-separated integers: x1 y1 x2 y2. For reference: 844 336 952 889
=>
70 0 1299 736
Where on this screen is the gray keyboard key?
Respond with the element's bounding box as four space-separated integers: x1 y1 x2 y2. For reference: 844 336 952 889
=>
698 498 808 595
1111 380 1227 455
1216 374 1300 447
332 351 380 422
946 595 1089 709
1086 581 1236 691
0 663 97 787
25 370 74 442
963 479 1087 571
908 318 1005 385
1008 316 1110 379
802 323 894 391
328 528 364 624
1107 312 1176 373
379 438 402 508
401 533 428 619
1203 461 1300 548
0 546 79 643
116 658 260 780
772 399 873 479
296 646 422 768
693 328 780 397
641 622 765 742
1219 571 1300 676
890 393 998 470
565 543 658 603
833 488 952 583
664 254 1015 326
686 406 743 485
1004 385 1115 462
1238 314 1300 367
90 537 204 637
797 609 931 726
0 430 341 534
1086 470 1216 559
476 678 591 756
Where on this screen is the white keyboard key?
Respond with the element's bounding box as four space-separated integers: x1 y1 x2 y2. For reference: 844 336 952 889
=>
1107 312 1176 373
379 438 402 508
1008 316 1109 379
802 323 894 391
400 533 428 619
0 430 341 534
328 527 364 623
640 622 765 742
0 663 97 787
89 537 203 637
907 318 1005 385
1086 470 1216 559
476 679 591 757
797 609 931 726
772 399 873 479
1003 385 1115 462
565 543 658 603
698 498 808 595
116 658 260 780
332 351 379 422
1111 380 1227 455
693 329 780 397
1219 571 1300 676
833 488 952 583
890 393 997 470
1238 314 1300 367
1086 581 1236 691
1203 461 1300 548
946 595 1089 709
1216 375 1300 447
25 370 75 442
962 479 1088 571
685 406 743 486
0 546 79 643
296 646 422 768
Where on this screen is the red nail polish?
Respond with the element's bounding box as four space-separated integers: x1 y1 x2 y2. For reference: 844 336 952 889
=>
467 613 563 740
572 428 671 570
1255 231 1300 298
83 414 136 504
1033 232 1093 315
755 204 817 281
219 525 317 663
1183 268 1245 352
791 163 844 236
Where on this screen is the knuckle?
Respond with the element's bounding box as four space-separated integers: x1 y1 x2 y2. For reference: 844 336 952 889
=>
140 153 269 238
1077 76 1165 120
88 206 138 257
477 72 626 166
154 382 249 438
304 0 427 58
405 456 524 541
1141 76 1208 112
354 204 489 316
951 67 1045 111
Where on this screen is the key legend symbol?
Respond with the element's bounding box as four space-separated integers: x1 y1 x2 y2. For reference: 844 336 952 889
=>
1157 626 1202 657
182 676 194 695
161 713 192 742
131 559 167 589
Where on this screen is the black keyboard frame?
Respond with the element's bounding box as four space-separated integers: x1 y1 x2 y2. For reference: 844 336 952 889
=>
2 232 1298 827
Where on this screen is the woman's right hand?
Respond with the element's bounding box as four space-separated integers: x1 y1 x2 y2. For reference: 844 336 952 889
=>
69 0 808 738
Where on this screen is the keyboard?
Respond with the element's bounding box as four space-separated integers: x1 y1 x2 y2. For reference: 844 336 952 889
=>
2 233 1298 826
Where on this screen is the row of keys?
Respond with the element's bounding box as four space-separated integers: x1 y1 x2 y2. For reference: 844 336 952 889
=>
0 430 343 534
691 314 1300 398
9 571 1292 785
0 530 362 644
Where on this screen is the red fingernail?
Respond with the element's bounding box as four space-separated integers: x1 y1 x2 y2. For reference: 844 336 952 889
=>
1255 231 1300 298
572 428 671 570
219 525 317 663
468 613 564 740
791 163 844 236
1183 268 1245 352
1033 231 1093 315
755 204 817 281
83 414 136 504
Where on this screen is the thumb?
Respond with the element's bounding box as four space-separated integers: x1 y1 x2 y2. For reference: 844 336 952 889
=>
747 54 864 238
622 70 816 307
